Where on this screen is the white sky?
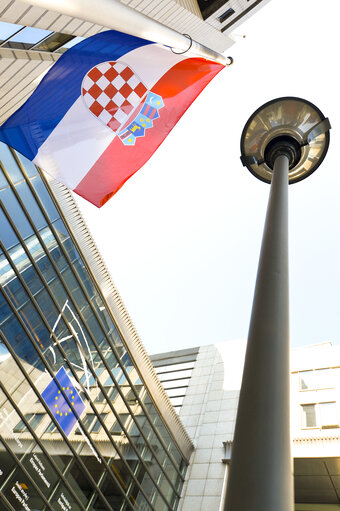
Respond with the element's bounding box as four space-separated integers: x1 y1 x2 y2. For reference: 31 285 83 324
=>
74 0 340 355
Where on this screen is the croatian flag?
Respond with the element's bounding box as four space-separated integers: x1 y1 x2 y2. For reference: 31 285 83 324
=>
0 30 224 207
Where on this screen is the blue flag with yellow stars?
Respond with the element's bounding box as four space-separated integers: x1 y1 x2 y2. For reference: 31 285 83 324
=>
41 367 85 436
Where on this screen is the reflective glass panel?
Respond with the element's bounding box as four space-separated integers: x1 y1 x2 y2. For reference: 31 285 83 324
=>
301 404 317 428
15 180 47 230
0 187 33 240
0 143 24 184
55 35 84 52
29 174 60 221
15 150 38 177
300 369 333 390
33 31 74 52
0 150 187 510
0 21 23 41
4 26 52 50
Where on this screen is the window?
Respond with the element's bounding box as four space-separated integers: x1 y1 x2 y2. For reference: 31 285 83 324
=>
299 368 333 390
110 413 129 435
218 7 235 23
75 413 107 434
0 21 23 42
301 404 317 428
2 27 52 50
91 414 107 433
13 413 44 433
33 32 75 52
320 402 339 428
301 402 339 429
54 35 84 53
94 390 106 403
80 367 104 387
45 421 57 434
0 20 77 53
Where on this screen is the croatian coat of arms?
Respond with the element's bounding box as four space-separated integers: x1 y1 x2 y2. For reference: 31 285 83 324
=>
82 61 164 146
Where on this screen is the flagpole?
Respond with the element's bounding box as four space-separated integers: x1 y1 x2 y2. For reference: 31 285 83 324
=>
20 0 230 66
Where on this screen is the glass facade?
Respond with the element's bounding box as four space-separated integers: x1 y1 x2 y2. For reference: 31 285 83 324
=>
0 21 76 52
0 143 187 510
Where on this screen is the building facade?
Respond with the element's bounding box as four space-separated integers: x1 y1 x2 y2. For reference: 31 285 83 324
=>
151 341 340 510
0 142 194 511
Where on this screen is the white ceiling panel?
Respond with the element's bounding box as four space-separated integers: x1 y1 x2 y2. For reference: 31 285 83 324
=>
15 5 48 26
35 9 60 29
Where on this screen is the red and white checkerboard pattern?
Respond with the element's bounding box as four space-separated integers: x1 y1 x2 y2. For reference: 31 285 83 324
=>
82 61 148 133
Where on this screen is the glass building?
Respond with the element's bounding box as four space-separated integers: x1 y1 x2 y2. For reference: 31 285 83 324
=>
0 142 193 511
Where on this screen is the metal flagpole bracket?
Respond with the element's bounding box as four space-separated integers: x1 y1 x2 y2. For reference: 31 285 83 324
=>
19 0 229 65
171 34 193 54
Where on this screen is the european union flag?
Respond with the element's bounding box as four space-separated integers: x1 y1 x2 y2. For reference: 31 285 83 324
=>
41 367 85 437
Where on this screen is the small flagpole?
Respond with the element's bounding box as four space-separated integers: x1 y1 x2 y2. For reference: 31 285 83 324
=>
20 0 230 66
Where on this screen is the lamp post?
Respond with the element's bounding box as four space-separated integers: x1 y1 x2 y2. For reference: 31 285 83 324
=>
223 97 331 511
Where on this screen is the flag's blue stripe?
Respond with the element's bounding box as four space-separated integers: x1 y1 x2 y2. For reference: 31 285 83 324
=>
0 30 152 160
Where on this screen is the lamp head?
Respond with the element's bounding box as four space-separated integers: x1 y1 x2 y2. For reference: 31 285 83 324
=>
240 97 331 184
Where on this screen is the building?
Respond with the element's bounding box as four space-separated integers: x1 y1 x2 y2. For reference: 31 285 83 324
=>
151 341 340 511
0 142 195 510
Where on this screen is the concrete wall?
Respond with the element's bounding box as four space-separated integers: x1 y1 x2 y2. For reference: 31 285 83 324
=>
177 340 245 511
176 340 340 510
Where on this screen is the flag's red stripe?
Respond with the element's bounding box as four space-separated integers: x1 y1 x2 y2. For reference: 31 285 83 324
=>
74 58 224 207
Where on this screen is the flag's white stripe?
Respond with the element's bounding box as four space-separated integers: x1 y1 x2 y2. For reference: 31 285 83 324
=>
34 97 116 190
120 43 188 89
34 44 189 189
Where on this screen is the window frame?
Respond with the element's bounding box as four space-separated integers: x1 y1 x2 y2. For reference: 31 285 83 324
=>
301 401 339 429
299 368 334 391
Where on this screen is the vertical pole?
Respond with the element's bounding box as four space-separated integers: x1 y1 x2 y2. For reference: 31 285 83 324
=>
223 154 294 511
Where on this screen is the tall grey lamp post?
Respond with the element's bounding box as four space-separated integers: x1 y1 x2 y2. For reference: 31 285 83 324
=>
223 97 331 511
